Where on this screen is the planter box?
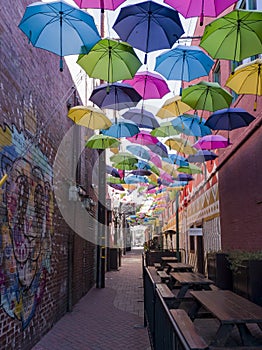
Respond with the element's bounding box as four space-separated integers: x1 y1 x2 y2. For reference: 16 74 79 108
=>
207 253 233 290
233 260 262 307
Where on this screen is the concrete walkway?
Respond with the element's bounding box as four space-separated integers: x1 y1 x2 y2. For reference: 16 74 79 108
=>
32 249 151 350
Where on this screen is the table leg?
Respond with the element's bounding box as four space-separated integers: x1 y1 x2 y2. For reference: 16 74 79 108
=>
188 300 202 320
237 323 257 346
211 324 234 346
177 285 188 298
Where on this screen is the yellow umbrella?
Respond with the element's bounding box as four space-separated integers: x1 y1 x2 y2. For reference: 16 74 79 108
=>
68 105 112 129
156 95 191 119
226 58 262 111
165 137 197 155
161 161 177 178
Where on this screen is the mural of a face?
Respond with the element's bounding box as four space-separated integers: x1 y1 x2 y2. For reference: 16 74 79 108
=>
0 128 53 329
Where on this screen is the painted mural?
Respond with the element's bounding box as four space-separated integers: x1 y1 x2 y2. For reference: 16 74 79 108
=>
0 124 54 329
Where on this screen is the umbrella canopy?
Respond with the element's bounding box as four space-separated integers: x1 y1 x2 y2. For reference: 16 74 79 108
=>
106 176 124 184
164 0 238 26
165 137 197 155
155 45 214 82
113 0 184 63
77 38 142 83
147 142 169 158
200 10 262 62
176 173 194 182
86 134 120 149
68 106 112 129
156 96 191 119
205 108 255 131
18 0 100 71
123 72 170 100
73 0 125 10
124 175 149 184
122 108 160 129
106 165 120 178
187 150 218 163
127 131 159 145
167 154 189 166
150 122 180 137
113 160 138 170
101 119 139 138
177 164 202 174
110 152 138 164
226 59 262 111
126 145 150 160
194 135 231 150
131 169 152 176
171 114 212 137
108 183 125 191
89 83 142 110
181 81 233 113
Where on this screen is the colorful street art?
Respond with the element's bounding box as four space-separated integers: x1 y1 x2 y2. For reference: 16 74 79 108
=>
0 124 54 329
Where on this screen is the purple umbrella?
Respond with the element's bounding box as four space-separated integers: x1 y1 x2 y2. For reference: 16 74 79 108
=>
90 83 142 110
73 0 125 10
113 0 184 63
176 173 194 182
106 165 121 177
122 108 160 129
108 183 125 191
147 142 168 158
131 169 152 176
123 72 170 100
204 108 256 131
127 131 159 145
187 150 218 163
164 0 238 26
194 135 231 150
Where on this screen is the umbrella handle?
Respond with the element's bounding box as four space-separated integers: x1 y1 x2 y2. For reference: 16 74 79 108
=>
60 57 63 72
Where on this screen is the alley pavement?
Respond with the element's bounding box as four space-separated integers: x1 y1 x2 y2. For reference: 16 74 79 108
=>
32 248 151 350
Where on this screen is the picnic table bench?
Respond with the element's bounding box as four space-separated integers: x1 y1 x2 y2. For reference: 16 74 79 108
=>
147 266 161 283
156 283 179 308
189 290 262 347
166 262 194 274
157 270 171 282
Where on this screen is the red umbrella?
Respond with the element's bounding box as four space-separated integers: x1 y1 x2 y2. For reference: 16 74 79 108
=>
123 71 170 100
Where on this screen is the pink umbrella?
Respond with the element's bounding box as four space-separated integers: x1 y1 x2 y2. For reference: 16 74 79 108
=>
194 135 231 150
164 0 238 26
148 150 162 168
73 0 125 10
123 71 170 100
127 131 159 145
159 169 174 183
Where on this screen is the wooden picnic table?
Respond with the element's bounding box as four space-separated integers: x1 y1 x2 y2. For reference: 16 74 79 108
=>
166 262 193 273
189 290 262 347
170 272 214 298
161 256 178 267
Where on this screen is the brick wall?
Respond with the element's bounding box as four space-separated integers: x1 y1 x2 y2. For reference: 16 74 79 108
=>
0 2 97 349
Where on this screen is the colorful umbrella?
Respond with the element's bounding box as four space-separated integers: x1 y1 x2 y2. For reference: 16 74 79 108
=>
156 96 191 119
167 153 189 166
226 59 262 111
89 83 142 110
123 72 170 100
77 38 142 83
148 150 162 168
113 0 184 63
155 45 214 82
165 137 197 155
164 0 238 26
112 160 138 170
147 142 169 158
126 145 150 160
131 169 152 176
187 150 218 163
68 106 111 129
106 176 125 184
73 0 125 10
181 81 233 113
18 0 100 71
124 175 149 184
122 108 160 129
194 135 231 150
127 131 159 145
86 134 120 149
205 108 255 131
171 114 212 137
176 173 194 182
101 119 139 138
177 164 202 174
200 10 262 62
110 152 137 163
108 183 125 191
150 124 179 137
106 165 120 178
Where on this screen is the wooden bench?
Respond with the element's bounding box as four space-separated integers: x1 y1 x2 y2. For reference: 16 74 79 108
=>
156 283 179 308
170 309 208 350
153 262 162 270
157 270 171 282
147 266 161 283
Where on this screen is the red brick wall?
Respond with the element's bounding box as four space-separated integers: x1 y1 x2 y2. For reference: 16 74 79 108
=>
0 2 96 349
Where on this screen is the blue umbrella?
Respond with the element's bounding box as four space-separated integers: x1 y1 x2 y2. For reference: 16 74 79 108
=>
122 109 160 129
187 150 218 163
124 175 149 184
18 0 100 71
136 160 151 170
155 45 214 82
126 145 150 161
113 0 184 63
171 114 212 137
106 165 121 178
165 154 189 167
204 108 256 131
89 83 142 110
101 119 139 138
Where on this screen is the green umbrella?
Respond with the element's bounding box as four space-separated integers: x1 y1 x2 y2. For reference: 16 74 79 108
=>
77 38 142 83
200 10 262 63
86 134 120 149
110 151 138 164
181 81 233 113
106 176 125 184
112 160 138 170
177 164 202 174
150 122 180 137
